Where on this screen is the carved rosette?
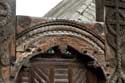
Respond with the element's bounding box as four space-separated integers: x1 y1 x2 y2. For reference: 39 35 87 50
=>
105 0 125 82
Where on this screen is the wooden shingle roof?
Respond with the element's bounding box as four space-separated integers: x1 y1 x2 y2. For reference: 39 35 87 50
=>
44 0 96 22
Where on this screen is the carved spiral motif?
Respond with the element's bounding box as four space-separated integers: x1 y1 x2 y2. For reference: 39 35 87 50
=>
0 1 11 27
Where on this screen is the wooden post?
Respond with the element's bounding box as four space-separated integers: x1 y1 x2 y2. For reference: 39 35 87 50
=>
0 0 15 83
104 0 125 82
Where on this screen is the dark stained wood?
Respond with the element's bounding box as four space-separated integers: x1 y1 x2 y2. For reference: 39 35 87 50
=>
49 67 54 83
68 67 73 83
95 0 104 22
86 71 97 83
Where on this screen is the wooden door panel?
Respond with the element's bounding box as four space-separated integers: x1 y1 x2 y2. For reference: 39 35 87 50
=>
31 67 49 83
31 59 88 83
54 67 69 83
31 63 50 83
73 68 87 83
16 58 97 83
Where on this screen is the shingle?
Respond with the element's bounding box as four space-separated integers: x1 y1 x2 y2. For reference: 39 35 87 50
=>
44 0 96 22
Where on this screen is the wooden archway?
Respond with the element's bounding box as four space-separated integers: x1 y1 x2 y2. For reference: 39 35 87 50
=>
15 20 106 83
16 46 106 83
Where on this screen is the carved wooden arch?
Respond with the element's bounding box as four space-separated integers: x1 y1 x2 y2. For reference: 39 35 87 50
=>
16 45 106 83
15 19 106 81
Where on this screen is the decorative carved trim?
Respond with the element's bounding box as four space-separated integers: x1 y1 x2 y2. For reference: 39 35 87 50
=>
15 20 107 81
105 0 125 82
16 20 104 48
0 0 15 83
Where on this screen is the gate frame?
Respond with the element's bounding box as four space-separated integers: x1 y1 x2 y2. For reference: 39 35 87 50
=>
15 20 107 82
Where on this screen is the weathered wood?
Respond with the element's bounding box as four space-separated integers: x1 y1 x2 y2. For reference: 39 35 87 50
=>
15 19 106 83
96 0 104 22
104 0 125 82
16 51 98 83
0 0 15 83
0 0 125 83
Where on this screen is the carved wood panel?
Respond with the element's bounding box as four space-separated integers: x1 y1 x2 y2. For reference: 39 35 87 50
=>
15 19 106 83
105 0 125 82
16 58 97 83
0 0 15 83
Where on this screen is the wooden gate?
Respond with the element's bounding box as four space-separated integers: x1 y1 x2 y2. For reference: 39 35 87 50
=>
16 46 98 83
16 58 97 83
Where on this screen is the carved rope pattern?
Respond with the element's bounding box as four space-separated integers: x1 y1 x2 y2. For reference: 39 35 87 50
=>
16 25 104 62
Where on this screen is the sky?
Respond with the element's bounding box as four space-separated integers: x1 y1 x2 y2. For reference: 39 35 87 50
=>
16 0 62 17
